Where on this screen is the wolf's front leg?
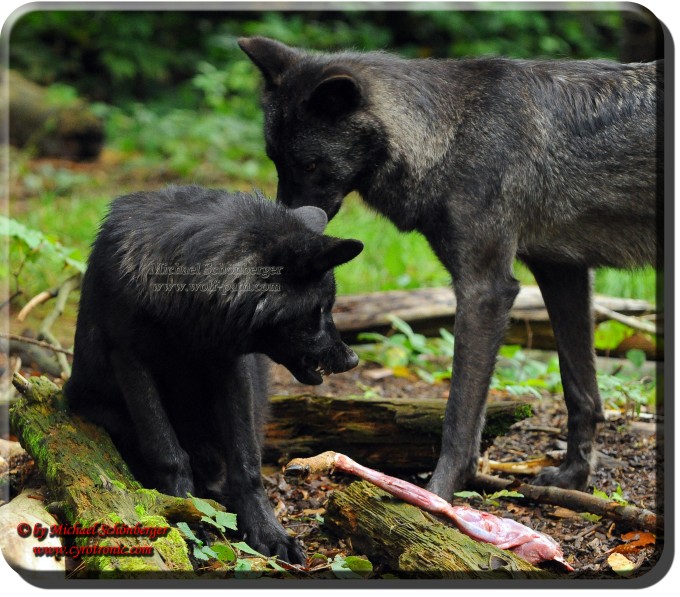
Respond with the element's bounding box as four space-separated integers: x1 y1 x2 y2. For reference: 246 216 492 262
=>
213 359 304 565
426 241 519 501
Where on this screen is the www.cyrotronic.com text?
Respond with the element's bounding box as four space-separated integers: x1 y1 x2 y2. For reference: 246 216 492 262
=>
33 544 154 559
16 521 168 560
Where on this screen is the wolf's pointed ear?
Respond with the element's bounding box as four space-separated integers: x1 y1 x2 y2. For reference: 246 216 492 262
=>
314 237 364 273
305 72 363 119
292 205 328 234
283 237 362 280
238 37 299 88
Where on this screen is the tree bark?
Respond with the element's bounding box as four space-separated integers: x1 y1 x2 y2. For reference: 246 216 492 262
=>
324 481 553 578
8 375 221 577
263 394 533 472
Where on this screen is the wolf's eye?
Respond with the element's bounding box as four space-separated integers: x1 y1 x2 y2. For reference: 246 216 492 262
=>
303 162 316 173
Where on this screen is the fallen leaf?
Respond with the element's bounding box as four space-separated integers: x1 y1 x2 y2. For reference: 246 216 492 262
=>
551 507 579 519
392 365 416 379
613 531 656 553
607 552 636 575
486 455 561 475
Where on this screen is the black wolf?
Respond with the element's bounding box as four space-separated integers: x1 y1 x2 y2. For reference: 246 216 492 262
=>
65 185 363 563
239 37 663 500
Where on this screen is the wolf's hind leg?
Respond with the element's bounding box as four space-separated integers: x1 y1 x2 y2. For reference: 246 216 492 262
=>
109 349 195 497
523 259 604 490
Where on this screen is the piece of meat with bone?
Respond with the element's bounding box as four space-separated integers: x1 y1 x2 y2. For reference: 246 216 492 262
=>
284 451 573 571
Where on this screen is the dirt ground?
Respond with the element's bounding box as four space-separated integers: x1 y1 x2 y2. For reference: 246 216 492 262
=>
264 360 664 581
4 357 663 582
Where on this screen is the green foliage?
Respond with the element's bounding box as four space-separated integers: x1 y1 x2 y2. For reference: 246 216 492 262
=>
100 100 273 181
454 489 525 508
9 11 207 102
356 319 655 413
9 8 630 189
174 495 375 578
584 483 629 519
2 215 86 296
356 320 565 395
492 345 563 399
330 554 374 579
592 483 628 505
594 320 636 352
10 10 654 301
9 9 624 105
597 351 656 415
175 495 293 576
406 9 622 59
357 316 454 383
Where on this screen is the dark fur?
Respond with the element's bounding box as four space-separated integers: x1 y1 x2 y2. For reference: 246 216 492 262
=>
65 185 363 562
240 37 663 499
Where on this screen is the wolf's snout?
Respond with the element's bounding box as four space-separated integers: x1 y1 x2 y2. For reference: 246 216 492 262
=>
334 346 359 373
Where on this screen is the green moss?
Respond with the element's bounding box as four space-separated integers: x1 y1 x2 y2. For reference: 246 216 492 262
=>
152 527 193 572
139 514 168 527
481 403 534 441
30 376 62 404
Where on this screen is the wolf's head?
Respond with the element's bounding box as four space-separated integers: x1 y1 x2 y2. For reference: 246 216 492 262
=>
239 37 389 219
250 204 363 385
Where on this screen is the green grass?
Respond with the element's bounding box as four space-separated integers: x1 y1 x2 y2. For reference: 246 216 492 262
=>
8 182 658 305
514 261 657 304
326 195 451 294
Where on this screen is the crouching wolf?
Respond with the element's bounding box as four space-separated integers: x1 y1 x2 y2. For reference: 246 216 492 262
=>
239 37 663 500
65 185 363 563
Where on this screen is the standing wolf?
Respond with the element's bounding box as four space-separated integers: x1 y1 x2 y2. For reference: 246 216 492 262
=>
239 37 663 500
65 185 363 563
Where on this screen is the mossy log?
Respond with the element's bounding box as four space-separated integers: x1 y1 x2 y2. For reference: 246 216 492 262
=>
324 481 553 579
3 69 104 160
8 375 224 578
264 394 533 472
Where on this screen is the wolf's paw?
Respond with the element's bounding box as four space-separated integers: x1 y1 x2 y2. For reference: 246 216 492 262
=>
240 516 305 565
532 463 590 491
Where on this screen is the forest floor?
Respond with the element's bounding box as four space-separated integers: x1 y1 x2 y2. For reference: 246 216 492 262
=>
3 353 663 583
263 360 664 581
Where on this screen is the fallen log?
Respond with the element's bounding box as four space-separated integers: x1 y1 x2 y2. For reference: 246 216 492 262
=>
3 69 104 160
263 394 533 472
286 452 571 573
8 374 223 577
332 286 659 359
470 474 661 533
323 481 553 578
